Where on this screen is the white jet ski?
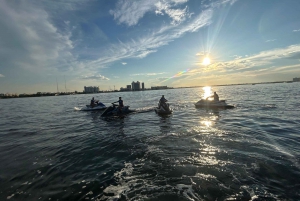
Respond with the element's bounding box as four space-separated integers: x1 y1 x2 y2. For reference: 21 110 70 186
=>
195 99 234 109
75 102 107 111
155 102 173 115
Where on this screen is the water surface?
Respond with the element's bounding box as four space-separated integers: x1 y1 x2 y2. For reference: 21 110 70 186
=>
0 83 299 200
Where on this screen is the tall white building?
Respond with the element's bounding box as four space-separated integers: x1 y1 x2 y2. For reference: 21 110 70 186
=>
84 86 100 93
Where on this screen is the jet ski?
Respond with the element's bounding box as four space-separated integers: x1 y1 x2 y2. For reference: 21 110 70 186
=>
155 102 173 115
75 102 107 111
195 99 234 109
100 103 135 117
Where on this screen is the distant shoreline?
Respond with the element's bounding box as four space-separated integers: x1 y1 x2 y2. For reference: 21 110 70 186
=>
0 80 297 99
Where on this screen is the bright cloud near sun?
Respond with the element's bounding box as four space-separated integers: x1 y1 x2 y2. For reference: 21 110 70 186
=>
167 44 300 87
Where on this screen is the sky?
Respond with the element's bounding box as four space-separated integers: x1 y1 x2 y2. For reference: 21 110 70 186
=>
1 0 300 94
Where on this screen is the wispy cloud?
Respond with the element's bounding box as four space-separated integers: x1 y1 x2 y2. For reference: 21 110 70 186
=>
155 2 188 25
0 74 4 77
199 44 300 73
293 29 300 32
265 39 276 42
169 44 300 85
121 62 127 65
82 74 110 80
110 0 189 26
196 52 205 56
88 7 214 69
145 76 169 86
109 0 156 26
87 1 245 70
130 72 166 76
187 63 300 82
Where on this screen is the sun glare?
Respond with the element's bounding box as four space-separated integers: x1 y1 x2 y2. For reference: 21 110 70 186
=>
202 57 211 65
203 86 211 99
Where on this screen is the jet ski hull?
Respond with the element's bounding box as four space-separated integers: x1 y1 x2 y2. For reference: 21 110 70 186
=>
195 99 234 109
155 108 173 115
101 105 135 117
75 102 107 111
155 102 173 115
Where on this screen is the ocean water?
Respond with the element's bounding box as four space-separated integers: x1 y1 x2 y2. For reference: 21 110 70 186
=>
0 83 300 201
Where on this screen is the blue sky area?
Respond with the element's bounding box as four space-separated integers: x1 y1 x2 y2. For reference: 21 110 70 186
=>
1 0 300 93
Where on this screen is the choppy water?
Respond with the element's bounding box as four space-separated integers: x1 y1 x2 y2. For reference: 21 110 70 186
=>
0 83 300 201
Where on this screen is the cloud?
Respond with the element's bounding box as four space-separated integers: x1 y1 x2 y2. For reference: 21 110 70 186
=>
110 0 156 26
189 63 300 82
265 39 276 42
82 74 110 80
198 44 300 73
196 51 210 56
0 0 237 79
121 62 127 65
110 0 189 26
88 8 214 69
0 0 75 72
86 1 244 70
0 74 4 77
130 72 166 76
293 29 300 32
156 77 170 82
169 44 300 86
153 73 189 84
145 76 169 86
155 2 188 25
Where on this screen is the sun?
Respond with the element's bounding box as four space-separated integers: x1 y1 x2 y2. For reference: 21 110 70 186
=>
202 57 211 65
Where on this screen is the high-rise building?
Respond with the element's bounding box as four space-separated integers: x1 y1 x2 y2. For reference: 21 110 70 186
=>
142 82 145 90
84 86 100 93
131 81 141 91
127 85 131 90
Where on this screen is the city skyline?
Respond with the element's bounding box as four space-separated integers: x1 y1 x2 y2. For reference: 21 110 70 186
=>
1 0 300 94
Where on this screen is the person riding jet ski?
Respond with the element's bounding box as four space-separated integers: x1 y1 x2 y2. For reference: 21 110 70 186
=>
90 97 99 108
113 97 124 114
159 95 168 111
195 91 234 109
207 92 219 101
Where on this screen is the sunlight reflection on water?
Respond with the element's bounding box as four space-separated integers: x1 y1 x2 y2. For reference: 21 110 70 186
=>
203 86 212 99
